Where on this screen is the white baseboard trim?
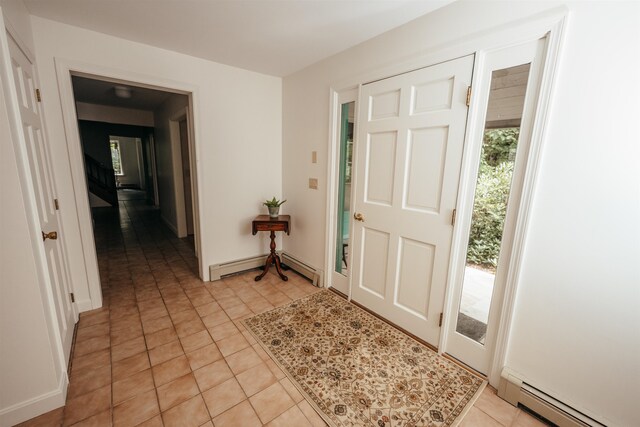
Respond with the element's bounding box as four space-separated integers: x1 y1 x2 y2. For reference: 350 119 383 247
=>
498 368 606 427
75 298 93 313
0 372 68 427
281 252 323 287
210 254 268 281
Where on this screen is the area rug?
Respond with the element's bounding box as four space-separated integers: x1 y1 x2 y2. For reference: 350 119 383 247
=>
243 290 486 427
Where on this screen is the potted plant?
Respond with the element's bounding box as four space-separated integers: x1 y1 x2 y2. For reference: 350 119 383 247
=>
264 196 286 218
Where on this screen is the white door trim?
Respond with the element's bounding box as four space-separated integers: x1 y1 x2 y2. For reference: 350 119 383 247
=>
440 15 569 386
53 58 209 303
324 88 357 295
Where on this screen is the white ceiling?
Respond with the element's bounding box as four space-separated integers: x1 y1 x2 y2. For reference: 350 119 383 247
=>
24 0 454 77
71 76 177 110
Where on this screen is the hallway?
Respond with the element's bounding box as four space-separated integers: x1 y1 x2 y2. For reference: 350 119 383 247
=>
21 199 325 426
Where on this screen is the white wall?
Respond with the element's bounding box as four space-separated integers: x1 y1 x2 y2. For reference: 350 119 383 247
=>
31 16 282 282
282 2 640 426
154 94 188 233
75 101 154 127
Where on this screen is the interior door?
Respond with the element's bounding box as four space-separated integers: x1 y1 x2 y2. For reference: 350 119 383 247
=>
350 55 474 346
8 35 77 362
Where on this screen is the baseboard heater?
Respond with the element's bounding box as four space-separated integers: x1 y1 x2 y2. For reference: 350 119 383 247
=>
209 252 322 286
498 368 607 427
280 252 322 287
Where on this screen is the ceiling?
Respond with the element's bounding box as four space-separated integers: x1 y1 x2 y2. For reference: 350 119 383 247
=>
72 76 176 110
24 0 454 77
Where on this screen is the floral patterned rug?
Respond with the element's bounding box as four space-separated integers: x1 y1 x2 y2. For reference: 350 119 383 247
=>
243 290 486 427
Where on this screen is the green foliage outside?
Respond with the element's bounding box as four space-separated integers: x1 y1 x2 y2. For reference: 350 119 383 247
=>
466 128 519 270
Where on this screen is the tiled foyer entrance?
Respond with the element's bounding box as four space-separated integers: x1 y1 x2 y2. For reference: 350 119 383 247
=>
18 198 547 427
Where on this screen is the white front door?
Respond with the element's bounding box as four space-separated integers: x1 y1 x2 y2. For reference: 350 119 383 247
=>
8 35 77 363
350 55 474 346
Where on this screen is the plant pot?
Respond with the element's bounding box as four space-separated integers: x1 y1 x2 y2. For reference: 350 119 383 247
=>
268 206 280 218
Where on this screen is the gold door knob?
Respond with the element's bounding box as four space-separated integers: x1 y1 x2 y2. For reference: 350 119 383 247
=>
353 212 365 222
42 231 58 241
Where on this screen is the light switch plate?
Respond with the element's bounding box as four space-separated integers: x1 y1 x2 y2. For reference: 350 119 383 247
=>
309 178 318 189
312 151 317 163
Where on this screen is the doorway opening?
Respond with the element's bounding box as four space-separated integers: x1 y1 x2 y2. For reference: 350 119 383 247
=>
70 74 201 282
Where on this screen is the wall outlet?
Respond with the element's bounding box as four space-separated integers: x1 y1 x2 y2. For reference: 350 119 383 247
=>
309 178 318 189
311 151 317 163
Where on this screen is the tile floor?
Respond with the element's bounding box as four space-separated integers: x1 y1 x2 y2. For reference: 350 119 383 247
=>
17 198 550 427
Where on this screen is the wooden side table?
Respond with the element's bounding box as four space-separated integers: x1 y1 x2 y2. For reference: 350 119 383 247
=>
252 215 290 281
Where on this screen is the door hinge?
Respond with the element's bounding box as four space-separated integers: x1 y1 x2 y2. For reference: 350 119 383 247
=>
466 86 471 107
54 198 60 210
70 293 75 303
451 208 457 226
35 88 42 102
439 312 444 327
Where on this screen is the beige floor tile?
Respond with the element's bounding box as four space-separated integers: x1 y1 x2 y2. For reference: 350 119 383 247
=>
112 352 150 382
460 406 504 427
475 388 519 426
144 326 178 350
156 373 200 411
170 309 199 325
186 343 222 370
74 334 111 357
111 336 146 362
136 415 163 427
69 409 111 426
113 369 155 405
63 384 111 426
193 359 234 392
112 389 159 427
201 377 246 417
236 362 278 396
148 340 184 366
110 324 143 346
180 330 213 353
249 382 296 424
280 378 305 403
297 401 328 427
152 354 191 386
161 394 210 427
265 359 286 380
15 407 63 427
216 334 250 356
208 321 239 341
201 310 230 328
225 346 263 375
141 315 173 335
213 400 262 427
266 405 313 427
175 318 206 339
76 322 110 342
224 303 253 320
71 349 111 376
67 364 111 400
195 302 222 317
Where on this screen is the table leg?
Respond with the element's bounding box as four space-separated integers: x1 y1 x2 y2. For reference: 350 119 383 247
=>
254 230 288 282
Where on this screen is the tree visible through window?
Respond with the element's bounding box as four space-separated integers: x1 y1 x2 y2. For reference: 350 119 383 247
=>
110 140 123 175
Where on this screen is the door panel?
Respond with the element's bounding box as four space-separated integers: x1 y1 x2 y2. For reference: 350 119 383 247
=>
8 36 77 363
351 55 474 346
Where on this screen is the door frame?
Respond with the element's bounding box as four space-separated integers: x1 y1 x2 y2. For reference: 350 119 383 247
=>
442 38 548 376
54 58 207 308
324 88 358 295
325 9 568 387
170 106 201 254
